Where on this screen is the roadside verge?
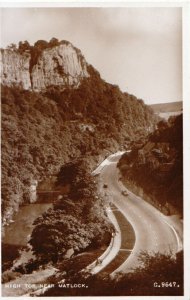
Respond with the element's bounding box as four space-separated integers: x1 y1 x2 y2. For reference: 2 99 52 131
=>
83 206 121 275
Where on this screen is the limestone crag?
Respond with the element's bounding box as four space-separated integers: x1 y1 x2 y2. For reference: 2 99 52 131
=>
32 44 89 91
0 49 31 89
1 43 89 91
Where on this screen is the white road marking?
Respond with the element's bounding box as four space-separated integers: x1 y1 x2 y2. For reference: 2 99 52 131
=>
163 219 182 252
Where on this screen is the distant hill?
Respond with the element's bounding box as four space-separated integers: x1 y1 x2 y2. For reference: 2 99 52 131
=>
150 101 182 113
150 101 182 120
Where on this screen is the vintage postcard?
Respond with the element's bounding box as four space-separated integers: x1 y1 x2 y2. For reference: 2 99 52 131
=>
1 1 189 299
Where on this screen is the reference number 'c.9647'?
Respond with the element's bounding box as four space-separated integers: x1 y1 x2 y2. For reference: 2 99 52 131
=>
154 282 180 288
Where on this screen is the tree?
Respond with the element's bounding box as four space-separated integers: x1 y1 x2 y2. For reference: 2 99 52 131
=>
42 251 183 297
114 251 183 296
157 120 168 131
18 40 31 53
7 43 17 51
33 39 49 50
49 37 59 47
56 159 91 187
29 210 93 262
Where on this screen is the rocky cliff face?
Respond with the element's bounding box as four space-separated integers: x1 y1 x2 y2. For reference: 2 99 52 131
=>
0 49 31 89
1 42 89 91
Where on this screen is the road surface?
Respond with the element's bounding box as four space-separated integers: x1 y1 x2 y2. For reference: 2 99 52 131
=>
97 152 183 274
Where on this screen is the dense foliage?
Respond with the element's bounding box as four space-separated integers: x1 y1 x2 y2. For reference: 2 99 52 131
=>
30 211 93 262
29 159 113 262
43 251 183 296
118 114 183 215
1 61 156 222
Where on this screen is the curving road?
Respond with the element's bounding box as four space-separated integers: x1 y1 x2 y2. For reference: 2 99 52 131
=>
98 152 183 274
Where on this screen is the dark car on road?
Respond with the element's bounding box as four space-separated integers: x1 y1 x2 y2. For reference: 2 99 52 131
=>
121 190 128 196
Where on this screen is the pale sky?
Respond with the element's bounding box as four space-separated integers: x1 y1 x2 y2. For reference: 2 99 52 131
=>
0 7 182 104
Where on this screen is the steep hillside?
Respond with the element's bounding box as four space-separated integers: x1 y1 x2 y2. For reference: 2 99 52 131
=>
118 114 183 216
1 38 157 224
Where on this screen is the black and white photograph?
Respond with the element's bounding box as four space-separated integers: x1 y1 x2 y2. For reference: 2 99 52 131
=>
1 3 188 298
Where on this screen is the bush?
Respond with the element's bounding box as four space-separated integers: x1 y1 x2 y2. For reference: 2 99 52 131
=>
2 271 22 283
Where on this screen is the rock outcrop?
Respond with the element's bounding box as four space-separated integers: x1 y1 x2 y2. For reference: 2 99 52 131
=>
0 42 89 91
0 49 31 89
31 44 89 91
